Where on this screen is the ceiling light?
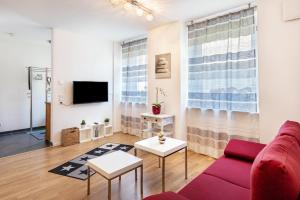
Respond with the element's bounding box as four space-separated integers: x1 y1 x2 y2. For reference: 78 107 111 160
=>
110 0 154 22
124 2 133 10
136 8 144 16
146 14 154 21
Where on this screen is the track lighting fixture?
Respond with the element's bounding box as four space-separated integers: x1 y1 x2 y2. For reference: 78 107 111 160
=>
110 0 154 21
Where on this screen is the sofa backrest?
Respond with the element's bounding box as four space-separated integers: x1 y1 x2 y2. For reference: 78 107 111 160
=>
251 121 300 200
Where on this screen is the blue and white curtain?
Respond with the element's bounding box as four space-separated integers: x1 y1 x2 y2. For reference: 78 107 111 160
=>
121 38 147 103
186 8 260 158
121 38 147 136
188 7 257 113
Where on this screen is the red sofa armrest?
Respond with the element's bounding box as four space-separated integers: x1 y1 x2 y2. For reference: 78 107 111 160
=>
224 139 266 162
143 192 189 200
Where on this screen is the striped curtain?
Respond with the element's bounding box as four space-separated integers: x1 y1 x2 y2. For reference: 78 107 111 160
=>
121 38 147 136
121 38 147 103
188 7 257 113
186 8 260 158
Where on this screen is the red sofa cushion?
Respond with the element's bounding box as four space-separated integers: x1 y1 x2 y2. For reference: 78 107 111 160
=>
251 135 300 200
277 120 300 145
178 173 250 200
224 139 266 162
204 156 252 189
143 192 189 200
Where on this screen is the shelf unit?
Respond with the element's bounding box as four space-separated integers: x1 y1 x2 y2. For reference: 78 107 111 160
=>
91 123 105 140
79 127 92 143
79 123 113 143
104 125 113 136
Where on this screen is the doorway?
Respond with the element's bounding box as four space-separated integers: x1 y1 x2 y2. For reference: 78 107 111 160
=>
27 67 52 143
0 31 52 158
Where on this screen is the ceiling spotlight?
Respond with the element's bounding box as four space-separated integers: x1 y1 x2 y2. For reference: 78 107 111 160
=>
146 14 154 21
110 0 120 5
136 8 144 16
124 2 133 10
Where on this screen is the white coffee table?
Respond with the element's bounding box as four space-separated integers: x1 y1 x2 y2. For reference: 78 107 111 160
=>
86 150 143 200
134 136 187 192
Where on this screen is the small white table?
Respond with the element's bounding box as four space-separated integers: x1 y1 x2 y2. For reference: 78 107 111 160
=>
141 113 175 138
134 136 187 192
86 151 143 200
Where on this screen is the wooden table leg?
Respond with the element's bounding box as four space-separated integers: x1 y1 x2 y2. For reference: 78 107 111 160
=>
162 157 165 192
134 149 137 181
108 179 111 200
158 157 161 168
140 165 143 199
185 146 188 180
87 166 90 195
119 176 121 181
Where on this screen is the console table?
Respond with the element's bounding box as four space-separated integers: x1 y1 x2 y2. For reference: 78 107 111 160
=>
140 113 175 138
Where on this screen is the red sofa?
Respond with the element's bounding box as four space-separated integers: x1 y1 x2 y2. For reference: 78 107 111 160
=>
144 121 300 200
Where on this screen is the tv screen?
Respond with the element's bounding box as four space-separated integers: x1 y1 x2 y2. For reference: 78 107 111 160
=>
73 81 108 104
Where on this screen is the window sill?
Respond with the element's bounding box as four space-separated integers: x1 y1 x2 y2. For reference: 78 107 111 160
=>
186 106 259 115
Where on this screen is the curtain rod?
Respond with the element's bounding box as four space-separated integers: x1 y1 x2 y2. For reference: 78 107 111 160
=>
121 34 147 45
186 2 256 26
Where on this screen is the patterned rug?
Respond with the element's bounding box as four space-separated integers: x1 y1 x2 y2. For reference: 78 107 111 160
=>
49 143 134 180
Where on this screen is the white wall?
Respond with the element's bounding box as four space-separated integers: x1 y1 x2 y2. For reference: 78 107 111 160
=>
258 0 300 143
51 29 113 145
147 22 187 140
0 34 51 132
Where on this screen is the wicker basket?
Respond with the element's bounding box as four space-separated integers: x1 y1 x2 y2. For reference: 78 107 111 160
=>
61 127 80 147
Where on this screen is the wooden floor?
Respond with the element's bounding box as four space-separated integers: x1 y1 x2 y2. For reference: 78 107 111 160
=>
0 133 215 200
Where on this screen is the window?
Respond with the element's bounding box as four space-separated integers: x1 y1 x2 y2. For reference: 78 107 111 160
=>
187 7 258 113
121 38 147 103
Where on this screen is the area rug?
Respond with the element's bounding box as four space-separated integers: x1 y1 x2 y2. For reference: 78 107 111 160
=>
49 143 134 180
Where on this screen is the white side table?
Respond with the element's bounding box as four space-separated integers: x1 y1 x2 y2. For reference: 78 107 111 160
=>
86 151 143 200
141 113 175 138
134 136 187 192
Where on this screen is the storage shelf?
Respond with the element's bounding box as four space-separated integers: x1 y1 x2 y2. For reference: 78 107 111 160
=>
79 123 113 143
142 128 172 136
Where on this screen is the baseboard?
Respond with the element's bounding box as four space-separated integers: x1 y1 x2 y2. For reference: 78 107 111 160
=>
0 126 46 135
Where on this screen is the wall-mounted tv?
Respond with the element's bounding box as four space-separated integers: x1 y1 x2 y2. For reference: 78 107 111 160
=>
73 81 108 104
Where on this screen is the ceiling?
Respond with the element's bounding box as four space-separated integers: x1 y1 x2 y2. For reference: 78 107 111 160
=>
0 0 252 41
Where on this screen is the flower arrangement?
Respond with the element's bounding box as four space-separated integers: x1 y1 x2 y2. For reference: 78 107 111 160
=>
152 87 166 115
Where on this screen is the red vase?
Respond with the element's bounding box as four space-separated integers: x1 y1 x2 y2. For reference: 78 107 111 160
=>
152 105 161 115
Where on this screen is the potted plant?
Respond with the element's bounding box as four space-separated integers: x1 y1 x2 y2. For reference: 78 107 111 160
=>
104 118 110 126
152 87 166 115
80 120 86 128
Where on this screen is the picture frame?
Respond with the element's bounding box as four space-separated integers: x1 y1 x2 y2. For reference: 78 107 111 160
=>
155 53 171 79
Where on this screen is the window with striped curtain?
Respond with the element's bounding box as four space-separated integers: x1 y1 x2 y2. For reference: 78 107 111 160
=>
121 38 147 103
187 7 258 113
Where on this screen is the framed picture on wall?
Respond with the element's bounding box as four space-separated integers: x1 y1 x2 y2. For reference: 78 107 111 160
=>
155 53 171 79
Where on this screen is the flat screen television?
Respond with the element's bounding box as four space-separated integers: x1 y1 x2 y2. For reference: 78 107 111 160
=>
73 81 108 104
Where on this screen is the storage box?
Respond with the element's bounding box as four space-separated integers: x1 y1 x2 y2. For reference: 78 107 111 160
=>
61 127 80 147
